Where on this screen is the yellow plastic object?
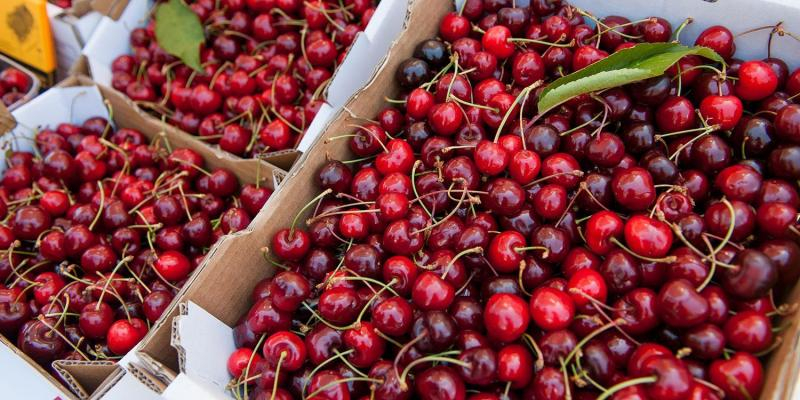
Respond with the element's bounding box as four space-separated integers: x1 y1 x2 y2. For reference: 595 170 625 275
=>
0 0 56 76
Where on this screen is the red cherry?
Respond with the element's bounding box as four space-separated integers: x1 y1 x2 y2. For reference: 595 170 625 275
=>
624 215 673 258
484 293 529 342
529 287 574 331
482 26 515 59
736 60 778 101
154 250 191 282
699 95 743 130
107 318 147 355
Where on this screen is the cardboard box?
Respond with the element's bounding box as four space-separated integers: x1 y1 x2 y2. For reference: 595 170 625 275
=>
81 0 410 172
0 76 284 399
47 0 134 82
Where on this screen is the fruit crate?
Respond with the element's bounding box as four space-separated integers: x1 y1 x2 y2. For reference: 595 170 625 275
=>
0 75 284 400
0 54 41 112
80 0 411 172
109 0 800 398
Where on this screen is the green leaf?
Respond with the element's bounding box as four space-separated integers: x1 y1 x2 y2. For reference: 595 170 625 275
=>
537 43 725 113
154 0 205 72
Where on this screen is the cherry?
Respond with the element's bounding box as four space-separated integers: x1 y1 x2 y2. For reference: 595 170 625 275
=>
227 347 263 379
107 318 147 355
529 286 574 331
657 279 709 328
709 352 763 400
585 210 623 255
695 26 736 60
656 96 696 133
736 60 778 101
484 293 529 342
440 12 470 42
721 249 777 300
412 272 455 311
79 302 114 340
415 366 466 400
699 95 743 130
611 167 655 211
12 205 51 241
624 215 673 258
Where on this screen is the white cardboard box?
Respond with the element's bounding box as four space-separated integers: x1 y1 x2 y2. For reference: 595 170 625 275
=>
47 2 104 81
82 0 409 156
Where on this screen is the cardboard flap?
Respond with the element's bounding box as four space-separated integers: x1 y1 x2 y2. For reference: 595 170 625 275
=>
0 336 72 399
171 302 236 393
89 368 162 400
52 361 117 399
91 0 132 20
0 103 15 134
162 374 232 400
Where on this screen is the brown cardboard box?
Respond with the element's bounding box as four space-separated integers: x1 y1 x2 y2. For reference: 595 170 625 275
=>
0 75 284 399
130 0 800 398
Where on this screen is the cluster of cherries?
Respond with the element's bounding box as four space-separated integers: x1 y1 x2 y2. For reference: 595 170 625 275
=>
0 118 272 378
0 67 32 109
109 0 377 158
224 0 800 399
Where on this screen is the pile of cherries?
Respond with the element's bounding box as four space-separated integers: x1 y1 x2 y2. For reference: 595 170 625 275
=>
225 1 800 399
109 0 377 158
0 67 32 108
0 118 272 377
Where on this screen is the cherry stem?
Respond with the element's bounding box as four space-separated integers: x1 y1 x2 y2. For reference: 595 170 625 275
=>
393 332 426 380
449 95 499 113
411 161 433 218
562 319 625 367
303 349 356 396
413 181 472 235
514 246 550 258
672 17 694 42
269 351 286 400
333 348 369 378
37 315 90 361
94 256 134 311
88 181 105 232
522 333 545 371
307 377 381 399
290 188 333 236
559 112 602 137
508 37 576 48
441 246 483 279
610 237 677 264
596 376 658 400
493 80 544 142
399 351 468 390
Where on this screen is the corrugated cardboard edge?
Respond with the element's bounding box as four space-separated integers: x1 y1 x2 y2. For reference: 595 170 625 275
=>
91 0 133 20
52 360 117 399
125 362 166 394
171 303 189 374
86 366 125 400
0 103 15 134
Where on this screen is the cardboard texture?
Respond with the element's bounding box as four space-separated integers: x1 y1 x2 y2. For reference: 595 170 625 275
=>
46 1 103 81
127 0 800 399
0 76 284 399
81 0 409 170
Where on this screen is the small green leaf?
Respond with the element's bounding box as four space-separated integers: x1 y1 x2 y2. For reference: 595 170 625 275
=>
537 43 725 113
154 0 205 72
